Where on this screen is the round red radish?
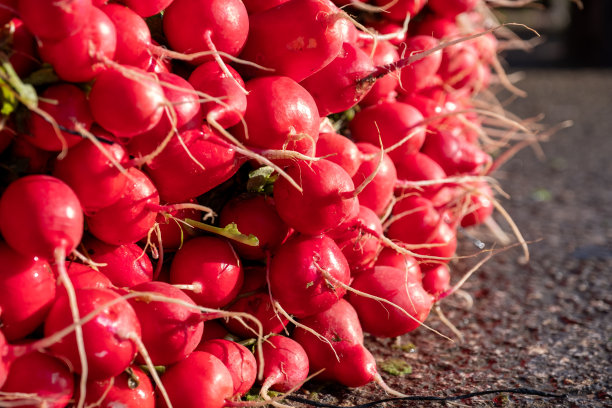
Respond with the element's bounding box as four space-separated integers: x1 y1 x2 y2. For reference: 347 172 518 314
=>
359 40 400 106
421 264 451 296
398 35 443 96
19 0 92 41
151 205 201 252
224 291 289 338
86 168 159 246
0 243 55 341
315 131 361 178
44 288 141 380
82 365 154 408
258 335 309 393
7 18 39 77
129 281 204 366
1 351 74 408
122 0 174 17
352 142 397 216
394 151 448 200
100 3 152 68
428 0 478 17
61 262 114 290
169 236 243 309
197 339 257 397
0 175 83 260
269 233 350 318
348 265 433 337
157 351 234 408
373 0 427 22
374 247 422 282
459 183 494 227
273 159 360 236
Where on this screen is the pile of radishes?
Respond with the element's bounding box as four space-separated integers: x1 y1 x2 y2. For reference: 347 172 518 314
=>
0 0 536 406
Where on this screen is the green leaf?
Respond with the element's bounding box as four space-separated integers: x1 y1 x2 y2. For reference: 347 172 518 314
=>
182 219 260 247
247 166 277 193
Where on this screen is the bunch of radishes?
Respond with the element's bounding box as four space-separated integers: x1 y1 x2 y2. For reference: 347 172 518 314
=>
0 0 534 406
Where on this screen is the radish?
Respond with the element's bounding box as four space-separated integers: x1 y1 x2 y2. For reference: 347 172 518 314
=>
394 151 448 200
162 0 249 64
7 18 39 77
437 42 481 91
0 351 74 408
157 351 234 408
128 281 204 365
238 0 345 82
88 67 166 139
86 168 160 245
61 262 114 290
121 0 174 17
151 204 201 252
348 265 434 337
269 233 350 318
25 83 93 152
230 76 320 158
81 237 153 287
459 182 494 227
352 142 397 216
37 6 116 82
201 319 231 342
0 242 55 341
428 0 478 18
82 365 154 408
52 138 129 213
242 0 290 14
169 236 243 309
375 247 422 279
224 291 289 338
421 264 451 296
219 194 289 260
398 35 443 96
421 129 491 176
258 335 309 395
0 0 16 26
373 0 427 22
197 339 257 397
273 159 360 236
100 3 153 68
411 13 460 39
18 0 92 41
43 287 141 380
358 40 400 107
315 131 361 178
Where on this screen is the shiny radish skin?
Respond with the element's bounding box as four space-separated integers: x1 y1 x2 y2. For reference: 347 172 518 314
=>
315 132 362 178
122 0 174 17
373 0 427 22
19 0 92 41
100 3 152 68
258 335 309 393
352 142 398 217
81 365 155 408
223 291 289 338
59 262 114 291
359 40 400 107
421 264 451 296
398 35 443 96
374 247 422 282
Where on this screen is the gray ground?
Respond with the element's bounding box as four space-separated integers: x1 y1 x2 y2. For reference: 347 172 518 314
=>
289 70 612 407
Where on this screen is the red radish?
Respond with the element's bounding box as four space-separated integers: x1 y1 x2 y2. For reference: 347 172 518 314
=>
219 194 289 260
188 61 246 129
100 3 152 68
121 0 174 17
88 67 166 139
61 262 114 290
86 168 160 246
327 205 383 271
352 142 397 216
151 205 201 252
7 18 39 77
398 35 443 96
169 236 243 309
238 0 345 82
81 237 153 287
363 18 407 46
157 351 234 408
258 335 309 393
359 40 400 106
0 351 74 408
428 0 478 18
348 265 433 337
82 365 154 408
273 159 359 236
300 41 375 116
128 281 204 365
459 182 494 227
43 288 141 380
52 138 129 213
241 0 289 14
373 0 427 22
375 247 422 282
0 242 55 341
18 0 92 41
421 264 451 296
411 13 460 39
224 291 289 338
421 129 491 176
37 6 116 82
0 0 17 26
269 233 350 318
201 319 231 342
315 131 361 178
437 42 481 91
349 101 426 162
25 84 93 152
0 330 8 387
162 0 249 63
230 76 320 158
197 339 257 397
394 151 448 200
144 127 241 203
292 299 378 387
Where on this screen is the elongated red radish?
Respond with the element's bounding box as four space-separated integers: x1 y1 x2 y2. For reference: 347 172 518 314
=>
398 35 443 96
348 265 433 337
373 0 426 22
52 138 129 213
86 168 160 245
300 41 375 116
169 236 243 309
197 339 257 397
219 194 289 260
100 3 152 68
315 131 361 178
81 365 154 408
0 243 55 341
230 76 320 158
349 101 426 162
258 335 309 394
25 84 93 152
358 40 400 106
144 128 241 203
162 0 249 64
43 288 141 380
0 351 74 408
121 0 174 17
238 0 345 82
19 0 92 41
81 237 153 287
128 281 203 365
352 142 397 216
37 6 116 82
269 234 350 318
224 291 289 338
88 67 166 139
273 159 359 236
157 351 234 408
